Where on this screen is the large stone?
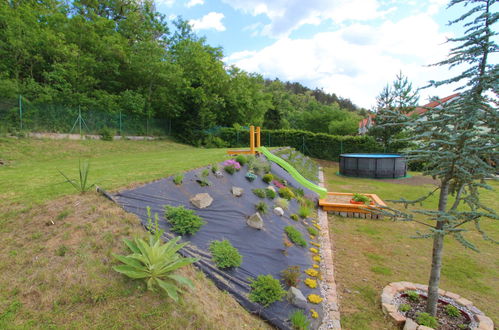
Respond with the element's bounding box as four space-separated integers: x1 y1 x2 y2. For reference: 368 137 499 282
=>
267 185 276 192
287 286 307 308
247 212 264 230
214 170 224 178
273 207 284 216
231 186 244 197
403 318 418 330
190 193 213 209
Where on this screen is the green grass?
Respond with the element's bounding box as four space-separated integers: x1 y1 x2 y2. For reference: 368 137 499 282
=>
323 163 499 329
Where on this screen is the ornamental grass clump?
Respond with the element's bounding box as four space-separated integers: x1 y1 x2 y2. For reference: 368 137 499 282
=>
255 201 268 214
275 198 289 210
289 310 310 330
262 173 274 184
284 226 307 247
165 205 205 235
209 240 242 269
307 226 319 236
415 312 438 329
281 266 300 287
290 214 299 221
173 173 183 185
249 275 286 307
279 187 295 200
298 205 312 219
265 188 276 199
252 188 266 198
58 160 95 193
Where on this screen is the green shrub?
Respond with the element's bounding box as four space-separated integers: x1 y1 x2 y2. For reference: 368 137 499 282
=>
281 265 300 287
201 169 210 177
445 304 461 317
165 205 205 235
284 226 307 247
211 163 219 173
252 188 266 198
99 127 115 141
209 240 242 269
415 312 438 329
406 290 420 302
289 310 310 330
235 155 247 166
265 188 276 199
249 275 286 307
202 135 228 148
275 198 289 210
290 214 299 221
262 173 274 184
307 226 319 236
255 201 268 214
224 165 236 175
173 173 183 185
113 235 198 302
55 245 68 257
279 187 295 200
399 304 411 312
352 193 370 204
298 206 312 219
293 188 304 197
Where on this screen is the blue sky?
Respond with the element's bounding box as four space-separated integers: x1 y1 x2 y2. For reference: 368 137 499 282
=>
155 0 495 109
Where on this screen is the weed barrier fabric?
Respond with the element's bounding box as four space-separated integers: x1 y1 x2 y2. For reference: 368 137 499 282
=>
114 154 324 329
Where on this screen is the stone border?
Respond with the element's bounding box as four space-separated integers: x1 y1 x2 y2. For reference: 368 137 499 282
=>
381 281 494 330
317 166 341 329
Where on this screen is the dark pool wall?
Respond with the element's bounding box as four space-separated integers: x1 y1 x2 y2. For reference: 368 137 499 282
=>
339 154 407 178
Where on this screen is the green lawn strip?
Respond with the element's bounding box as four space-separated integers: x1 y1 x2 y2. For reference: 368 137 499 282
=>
323 164 498 328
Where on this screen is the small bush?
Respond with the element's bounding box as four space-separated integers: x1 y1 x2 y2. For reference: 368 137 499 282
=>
201 169 210 177
209 240 242 269
262 173 274 184
293 188 304 197
255 201 268 214
211 163 219 173
245 172 257 181
352 193 370 204
275 198 289 210
249 275 286 307
173 173 183 185
224 165 236 175
279 187 295 200
290 214 299 221
399 304 411 312
307 226 319 236
445 304 461 318
265 188 276 199
281 266 300 287
289 310 310 330
235 155 247 166
298 206 312 219
285 226 307 247
165 205 205 235
406 290 420 302
202 135 228 148
99 127 115 141
55 245 68 256
223 159 241 173
252 188 266 198
415 312 438 329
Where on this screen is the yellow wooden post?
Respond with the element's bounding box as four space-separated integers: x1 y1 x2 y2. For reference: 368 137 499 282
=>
256 126 261 148
250 125 255 154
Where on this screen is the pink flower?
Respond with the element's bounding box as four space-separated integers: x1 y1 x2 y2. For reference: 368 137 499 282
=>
273 180 285 188
223 159 241 170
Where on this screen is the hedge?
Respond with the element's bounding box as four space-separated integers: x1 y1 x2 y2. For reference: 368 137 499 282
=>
214 128 383 161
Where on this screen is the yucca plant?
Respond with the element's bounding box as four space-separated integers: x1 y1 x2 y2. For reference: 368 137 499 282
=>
113 235 199 301
58 159 95 193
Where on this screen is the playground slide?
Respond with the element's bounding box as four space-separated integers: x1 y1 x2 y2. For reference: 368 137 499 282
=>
257 146 328 198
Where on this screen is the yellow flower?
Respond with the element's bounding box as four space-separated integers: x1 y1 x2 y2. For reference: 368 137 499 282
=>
308 294 323 304
304 278 317 288
309 247 318 254
313 223 321 230
310 309 318 318
313 255 321 262
310 242 320 247
312 264 319 269
305 268 319 277
309 235 315 239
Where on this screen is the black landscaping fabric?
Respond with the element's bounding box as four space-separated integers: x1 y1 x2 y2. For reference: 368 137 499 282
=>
113 153 324 329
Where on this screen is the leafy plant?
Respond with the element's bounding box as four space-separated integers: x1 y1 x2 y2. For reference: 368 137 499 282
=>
245 172 257 181
281 266 300 287
165 205 205 235
58 160 95 193
55 245 68 257
445 304 461 318
289 310 310 330
298 205 312 219
415 312 438 329
275 198 289 210
284 226 307 247
209 240 242 269
249 274 286 307
99 127 115 141
279 187 295 200
293 188 304 197
307 226 319 236
201 169 210 177
406 290 419 302
224 165 236 175
252 188 266 198
255 201 268 214
211 163 219 173
399 304 411 312
235 155 247 166
265 188 276 199
112 235 198 302
262 173 274 184
173 173 183 185
352 193 370 204
290 214 299 221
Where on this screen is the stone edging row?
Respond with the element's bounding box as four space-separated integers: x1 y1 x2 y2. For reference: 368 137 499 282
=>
381 281 494 330
317 167 341 329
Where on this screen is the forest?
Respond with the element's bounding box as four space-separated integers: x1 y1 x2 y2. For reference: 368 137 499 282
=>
0 0 365 142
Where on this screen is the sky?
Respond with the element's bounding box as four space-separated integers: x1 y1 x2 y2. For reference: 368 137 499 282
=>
155 0 495 109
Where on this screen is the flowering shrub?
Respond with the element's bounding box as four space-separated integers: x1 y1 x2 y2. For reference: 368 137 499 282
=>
312 264 319 269
309 248 318 254
310 309 319 318
308 294 323 304
223 159 241 174
272 179 285 189
313 255 321 262
304 278 317 288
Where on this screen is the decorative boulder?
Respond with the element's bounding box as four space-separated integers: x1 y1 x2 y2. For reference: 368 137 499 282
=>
287 287 307 308
247 212 264 230
267 185 276 192
190 193 213 209
231 186 244 197
214 170 224 178
273 207 284 216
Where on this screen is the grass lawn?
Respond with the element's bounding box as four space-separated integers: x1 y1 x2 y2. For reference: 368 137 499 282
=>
321 162 498 330
0 137 269 329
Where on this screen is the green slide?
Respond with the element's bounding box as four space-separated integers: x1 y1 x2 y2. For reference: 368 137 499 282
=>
257 146 327 198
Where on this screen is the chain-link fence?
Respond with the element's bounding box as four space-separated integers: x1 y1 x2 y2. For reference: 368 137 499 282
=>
0 96 172 136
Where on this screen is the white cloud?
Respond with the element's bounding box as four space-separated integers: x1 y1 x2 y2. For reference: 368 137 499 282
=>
225 13 458 108
156 0 175 7
221 0 386 38
189 12 226 32
186 0 204 8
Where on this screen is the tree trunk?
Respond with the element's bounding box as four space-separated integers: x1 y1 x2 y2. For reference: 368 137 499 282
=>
426 181 449 315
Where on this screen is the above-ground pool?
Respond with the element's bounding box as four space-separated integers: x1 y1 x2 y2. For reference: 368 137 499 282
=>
339 153 407 178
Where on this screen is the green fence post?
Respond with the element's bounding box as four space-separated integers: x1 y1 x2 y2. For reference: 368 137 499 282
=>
119 111 122 136
340 140 343 154
19 95 22 130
